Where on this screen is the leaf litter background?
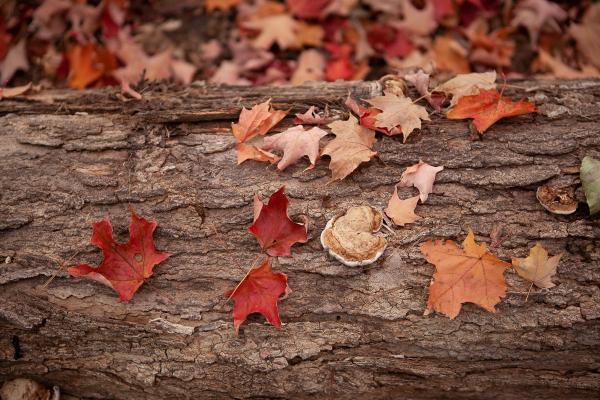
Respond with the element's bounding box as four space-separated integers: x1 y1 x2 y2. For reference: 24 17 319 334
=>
1 0 599 93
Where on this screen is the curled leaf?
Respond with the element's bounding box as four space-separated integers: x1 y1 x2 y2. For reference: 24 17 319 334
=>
581 156 600 215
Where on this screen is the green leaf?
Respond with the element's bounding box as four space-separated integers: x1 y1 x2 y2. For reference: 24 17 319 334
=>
581 156 600 215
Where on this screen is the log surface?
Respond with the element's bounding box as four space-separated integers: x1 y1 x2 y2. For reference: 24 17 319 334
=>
0 79 599 400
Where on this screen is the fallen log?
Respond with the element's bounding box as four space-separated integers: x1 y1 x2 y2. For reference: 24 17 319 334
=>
0 79 599 399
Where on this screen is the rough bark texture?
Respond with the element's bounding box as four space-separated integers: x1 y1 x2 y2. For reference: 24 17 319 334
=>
0 79 599 400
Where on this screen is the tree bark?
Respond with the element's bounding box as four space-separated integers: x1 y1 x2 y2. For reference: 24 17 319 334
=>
0 79 599 400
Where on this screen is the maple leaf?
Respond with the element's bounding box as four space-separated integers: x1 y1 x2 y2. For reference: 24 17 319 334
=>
391 0 438 37
322 115 377 181
569 3 600 70
249 187 308 256
398 160 443 202
294 106 326 125
421 229 511 319
366 91 430 142
433 71 496 106
236 143 280 165
446 88 537 134
66 43 117 89
511 0 567 49
231 99 288 143
205 0 241 12
244 14 299 50
404 69 445 111
68 209 171 302
385 189 420 226
0 82 31 100
291 49 325 85
224 257 290 334
0 39 29 85
261 125 328 171
512 243 562 289
432 35 470 74
287 0 331 18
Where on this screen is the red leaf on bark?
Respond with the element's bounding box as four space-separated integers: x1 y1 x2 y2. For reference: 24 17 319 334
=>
224 256 290 334
249 186 308 256
446 88 536 133
68 209 171 302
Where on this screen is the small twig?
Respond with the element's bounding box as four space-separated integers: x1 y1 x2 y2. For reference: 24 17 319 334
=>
524 282 534 302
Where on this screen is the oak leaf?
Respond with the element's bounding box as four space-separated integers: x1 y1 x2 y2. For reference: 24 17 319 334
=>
68 209 171 302
224 257 290 334
398 160 443 202
231 99 288 143
249 187 308 256
446 88 536 134
322 115 377 181
236 143 280 165
421 229 511 319
512 243 561 289
261 125 328 171
366 91 430 142
385 189 420 226
433 71 496 106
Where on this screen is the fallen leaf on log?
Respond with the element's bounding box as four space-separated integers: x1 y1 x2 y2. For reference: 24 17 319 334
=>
224 256 290 334
421 229 510 319
68 209 171 302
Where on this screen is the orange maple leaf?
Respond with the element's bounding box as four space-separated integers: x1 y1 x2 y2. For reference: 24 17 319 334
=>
231 99 288 143
421 229 511 319
66 43 117 89
446 88 536 134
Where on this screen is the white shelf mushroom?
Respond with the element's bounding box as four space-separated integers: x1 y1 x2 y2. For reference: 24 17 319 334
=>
320 206 387 267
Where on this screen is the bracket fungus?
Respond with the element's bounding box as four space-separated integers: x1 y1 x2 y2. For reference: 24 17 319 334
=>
536 185 577 215
320 206 387 266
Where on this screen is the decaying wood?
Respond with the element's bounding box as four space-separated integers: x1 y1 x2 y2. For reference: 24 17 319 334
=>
0 79 599 400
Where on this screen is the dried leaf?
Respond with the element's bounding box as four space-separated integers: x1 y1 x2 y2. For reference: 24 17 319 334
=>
224 257 290 334
398 160 444 202
249 186 308 256
244 14 299 50
421 229 511 319
291 49 325 85
68 209 171 302
446 88 536 134
570 3 600 70
322 115 377 181
66 43 116 89
0 39 29 85
433 71 496 106
385 189 420 226
391 0 438 37
0 82 31 100
261 125 328 171
511 0 567 48
236 143 280 165
366 91 430 142
512 243 561 289
231 99 288 143
404 69 444 110
287 0 331 18
294 106 326 125
432 35 470 74
581 156 600 215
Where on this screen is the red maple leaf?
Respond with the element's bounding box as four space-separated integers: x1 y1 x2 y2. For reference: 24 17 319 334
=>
224 256 290 333
68 209 171 301
287 0 331 19
446 88 536 133
249 186 308 256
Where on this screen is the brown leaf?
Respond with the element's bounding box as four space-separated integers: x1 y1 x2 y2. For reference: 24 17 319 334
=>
433 71 496 106
366 91 430 142
569 3 600 70
512 243 562 289
231 99 288 143
385 189 420 226
261 125 328 171
236 143 280 165
398 160 444 202
244 14 299 50
421 229 511 319
322 115 376 181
